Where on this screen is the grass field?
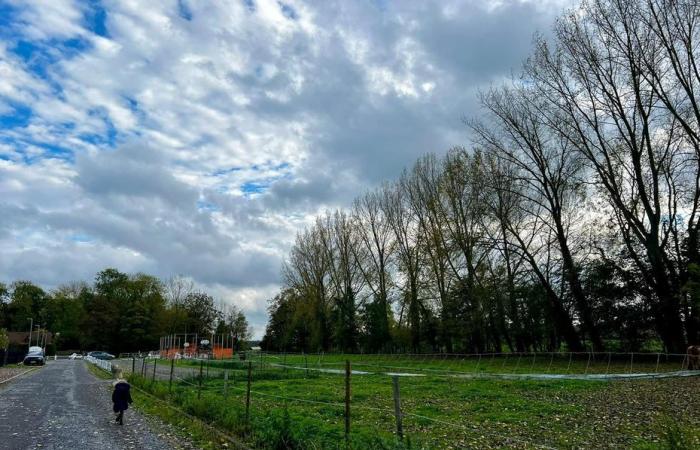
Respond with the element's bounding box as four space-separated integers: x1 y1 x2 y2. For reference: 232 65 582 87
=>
122 354 700 449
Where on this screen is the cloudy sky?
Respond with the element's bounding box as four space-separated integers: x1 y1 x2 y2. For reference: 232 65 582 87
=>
0 0 571 337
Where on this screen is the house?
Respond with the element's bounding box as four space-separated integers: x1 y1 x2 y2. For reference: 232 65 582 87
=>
7 331 53 347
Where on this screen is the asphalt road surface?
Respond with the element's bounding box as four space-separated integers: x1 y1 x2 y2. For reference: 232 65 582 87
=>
0 360 181 450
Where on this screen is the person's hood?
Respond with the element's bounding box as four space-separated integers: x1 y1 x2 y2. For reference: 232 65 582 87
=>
113 379 129 387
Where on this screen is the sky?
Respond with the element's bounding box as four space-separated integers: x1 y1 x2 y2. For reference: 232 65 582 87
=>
0 0 571 338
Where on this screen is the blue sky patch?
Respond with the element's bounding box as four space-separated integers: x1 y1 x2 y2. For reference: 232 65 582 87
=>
84 0 109 37
0 103 32 128
241 181 269 194
177 0 193 21
278 2 298 20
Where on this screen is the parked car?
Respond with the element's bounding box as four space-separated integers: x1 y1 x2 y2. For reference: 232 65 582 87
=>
23 347 45 366
69 353 83 360
88 351 115 360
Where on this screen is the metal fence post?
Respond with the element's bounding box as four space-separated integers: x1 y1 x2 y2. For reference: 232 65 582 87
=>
169 358 175 393
246 361 252 424
345 360 351 443
392 376 403 441
198 360 203 399
132 356 135 374
152 358 157 382
141 358 146 377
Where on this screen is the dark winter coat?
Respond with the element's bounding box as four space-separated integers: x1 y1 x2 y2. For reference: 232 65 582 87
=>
112 381 133 413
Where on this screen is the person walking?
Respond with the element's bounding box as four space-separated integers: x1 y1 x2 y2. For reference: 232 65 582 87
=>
111 371 132 425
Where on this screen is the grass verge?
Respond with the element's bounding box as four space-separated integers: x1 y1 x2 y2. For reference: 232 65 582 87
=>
116 357 700 449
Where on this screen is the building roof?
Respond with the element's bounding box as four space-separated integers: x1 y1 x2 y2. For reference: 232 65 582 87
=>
7 331 53 345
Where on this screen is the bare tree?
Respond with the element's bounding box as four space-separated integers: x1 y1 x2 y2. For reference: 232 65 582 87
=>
473 84 600 351
352 187 396 350
284 224 331 350
405 154 456 350
318 210 366 351
381 177 424 351
523 0 699 350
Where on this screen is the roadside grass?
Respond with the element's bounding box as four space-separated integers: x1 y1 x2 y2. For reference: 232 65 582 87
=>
127 358 700 449
86 361 112 380
86 360 240 449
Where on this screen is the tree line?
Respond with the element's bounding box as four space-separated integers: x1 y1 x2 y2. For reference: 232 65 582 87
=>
0 269 251 355
262 0 700 354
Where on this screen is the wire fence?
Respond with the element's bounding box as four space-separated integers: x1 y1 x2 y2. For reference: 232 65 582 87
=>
89 351 700 449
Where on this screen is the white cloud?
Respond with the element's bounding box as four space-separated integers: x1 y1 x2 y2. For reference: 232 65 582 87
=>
0 0 573 337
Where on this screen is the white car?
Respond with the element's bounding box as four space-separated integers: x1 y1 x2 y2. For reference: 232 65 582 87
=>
69 353 83 360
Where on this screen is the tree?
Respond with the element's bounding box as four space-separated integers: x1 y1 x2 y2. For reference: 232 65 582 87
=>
8 281 47 332
284 224 332 351
217 302 252 352
382 178 424 351
352 189 395 351
523 0 699 351
182 292 219 338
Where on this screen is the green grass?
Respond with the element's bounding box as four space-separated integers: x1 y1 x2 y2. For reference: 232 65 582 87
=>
86 361 112 380
125 355 700 449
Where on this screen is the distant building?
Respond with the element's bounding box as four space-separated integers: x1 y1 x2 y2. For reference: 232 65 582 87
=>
7 331 53 347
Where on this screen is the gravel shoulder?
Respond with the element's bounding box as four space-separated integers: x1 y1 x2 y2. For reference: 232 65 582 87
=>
0 359 195 450
0 366 35 384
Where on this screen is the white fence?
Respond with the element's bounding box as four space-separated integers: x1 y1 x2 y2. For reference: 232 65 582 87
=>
85 355 114 373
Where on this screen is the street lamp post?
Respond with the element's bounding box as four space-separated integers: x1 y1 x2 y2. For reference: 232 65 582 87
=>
27 318 33 352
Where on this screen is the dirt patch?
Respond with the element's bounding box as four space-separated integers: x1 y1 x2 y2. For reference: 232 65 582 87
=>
0 366 33 384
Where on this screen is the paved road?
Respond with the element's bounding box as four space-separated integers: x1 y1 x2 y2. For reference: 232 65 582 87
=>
0 360 178 450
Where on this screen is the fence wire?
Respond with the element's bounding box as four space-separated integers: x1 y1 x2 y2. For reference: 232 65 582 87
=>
88 352 700 450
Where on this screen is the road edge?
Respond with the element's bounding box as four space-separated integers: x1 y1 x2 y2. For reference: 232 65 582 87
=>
0 366 39 387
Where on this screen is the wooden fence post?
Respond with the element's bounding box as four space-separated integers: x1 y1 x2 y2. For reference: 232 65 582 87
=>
392 376 403 441
304 352 309 378
169 358 175 393
584 353 591 375
655 353 661 373
224 369 229 398
246 361 252 424
345 360 351 443
629 353 634 374
198 360 203 399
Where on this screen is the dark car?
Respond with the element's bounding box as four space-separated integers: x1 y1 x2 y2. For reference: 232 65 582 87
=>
23 351 45 366
88 351 115 360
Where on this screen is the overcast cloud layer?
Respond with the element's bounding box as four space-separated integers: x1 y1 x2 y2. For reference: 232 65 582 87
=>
0 0 570 337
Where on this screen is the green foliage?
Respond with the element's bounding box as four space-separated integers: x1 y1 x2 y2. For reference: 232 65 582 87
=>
0 328 8 349
0 268 250 355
